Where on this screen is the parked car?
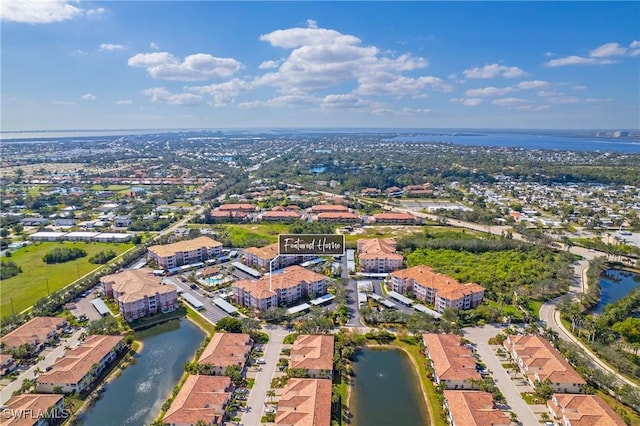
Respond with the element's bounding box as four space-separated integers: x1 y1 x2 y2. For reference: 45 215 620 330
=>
256 358 266 364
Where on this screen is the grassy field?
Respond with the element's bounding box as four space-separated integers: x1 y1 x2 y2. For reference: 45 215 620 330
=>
1 241 134 317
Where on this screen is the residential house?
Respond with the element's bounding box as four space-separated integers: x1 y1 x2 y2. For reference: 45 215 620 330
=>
357 238 404 273
384 186 403 197
0 317 68 353
275 378 332 426
422 334 481 389
36 335 124 394
53 218 75 228
101 268 178 322
443 390 510 426
0 353 17 376
504 335 586 393
390 266 485 312
403 183 433 197
360 188 381 197
233 266 328 311
289 335 334 379
163 375 233 426
113 215 131 228
2 394 65 426
547 394 625 426
198 333 253 375
147 236 223 269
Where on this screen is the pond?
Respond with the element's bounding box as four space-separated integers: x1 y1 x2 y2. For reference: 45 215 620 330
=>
351 347 429 426
591 269 640 314
78 319 205 425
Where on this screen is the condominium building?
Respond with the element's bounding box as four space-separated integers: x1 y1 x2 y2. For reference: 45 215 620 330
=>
2 394 65 426
198 333 253 376
36 335 124 394
443 390 510 426
242 243 315 271
504 335 586 393
547 394 625 426
275 378 332 426
0 317 68 353
290 335 334 379
232 266 328 311
371 212 418 224
147 236 223 269
101 268 178 322
422 334 481 389
314 212 359 222
390 266 484 312
163 375 233 426
357 238 404 273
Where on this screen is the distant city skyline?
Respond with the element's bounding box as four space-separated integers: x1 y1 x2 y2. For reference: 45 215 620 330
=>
2 1 639 130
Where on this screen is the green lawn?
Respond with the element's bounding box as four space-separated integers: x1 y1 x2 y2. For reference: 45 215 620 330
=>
1 241 134 317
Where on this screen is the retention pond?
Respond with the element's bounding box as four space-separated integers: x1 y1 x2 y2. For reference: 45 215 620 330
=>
78 319 205 425
591 269 640 314
351 347 429 426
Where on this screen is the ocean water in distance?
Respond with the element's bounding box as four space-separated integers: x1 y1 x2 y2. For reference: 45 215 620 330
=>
384 132 640 153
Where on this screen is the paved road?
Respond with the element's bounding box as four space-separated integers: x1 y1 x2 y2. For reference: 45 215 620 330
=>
462 325 540 426
1 329 84 403
165 276 231 323
240 325 288 426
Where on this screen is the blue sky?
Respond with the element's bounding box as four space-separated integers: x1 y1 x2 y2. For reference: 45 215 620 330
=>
2 1 639 130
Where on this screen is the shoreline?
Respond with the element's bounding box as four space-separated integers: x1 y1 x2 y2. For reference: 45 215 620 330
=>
347 343 435 426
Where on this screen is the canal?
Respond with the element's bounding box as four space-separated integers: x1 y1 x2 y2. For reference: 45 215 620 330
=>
79 319 205 425
351 347 429 426
591 269 640 314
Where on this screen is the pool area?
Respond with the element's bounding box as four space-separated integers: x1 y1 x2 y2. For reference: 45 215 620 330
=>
204 276 224 286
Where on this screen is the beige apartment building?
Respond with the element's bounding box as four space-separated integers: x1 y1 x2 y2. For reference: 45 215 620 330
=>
198 333 253 376
289 335 335 379
422 334 481 390
101 268 178 322
147 236 223 268
275 378 332 426
163 375 233 426
357 238 404 273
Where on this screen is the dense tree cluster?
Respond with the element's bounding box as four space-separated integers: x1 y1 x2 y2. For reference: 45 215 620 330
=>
89 250 117 264
0 260 22 280
42 247 87 264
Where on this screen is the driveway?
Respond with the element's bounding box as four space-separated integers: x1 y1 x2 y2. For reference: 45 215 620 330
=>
462 324 540 426
1 328 84 404
240 325 288 426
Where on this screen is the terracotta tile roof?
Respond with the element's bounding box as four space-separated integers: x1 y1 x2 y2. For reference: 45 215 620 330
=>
316 212 358 220
357 238 403 261
275 378 332 426
0 317 67 349
234 265 327 300
198 333 252 368
147 236 222 257
549 394 626 426
443 390 510 426
262 210 302 219
391 265 484 301
310 204 349 213
163 375 232 425
422 334 481 382
101 268 176 303
244 243 279 260
37 335 123 386
507 335 586 386
290 335 334 372
217 203 257 211
2 394 64 426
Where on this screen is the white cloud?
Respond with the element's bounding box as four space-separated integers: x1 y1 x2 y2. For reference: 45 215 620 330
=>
150 42 159 50
142 87 204 106
187 78 252 106
255 21 446 98
462 64 526 79
585 97 612 103
1 0 103 23
128 52 243 81
516 80 549 90
99 43 125 52
544 55 615 67
82 93 96 101
492 97 528 106
320 94 371 110
515 105 550 111
631 40 640 49
547 96 580 104
451 98 483 106
237 94 317 109
116 100 133 105
537 90 559 97
465 86 514 97
53 101 75 105
589 42 627 58
258 60 280 69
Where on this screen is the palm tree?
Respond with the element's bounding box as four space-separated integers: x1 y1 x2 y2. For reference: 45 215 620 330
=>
266 389 276 405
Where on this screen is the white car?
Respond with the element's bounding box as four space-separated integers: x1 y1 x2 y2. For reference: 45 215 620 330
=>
256 358 266 364
265 408 276 414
